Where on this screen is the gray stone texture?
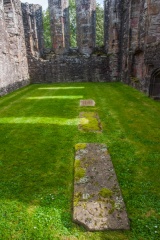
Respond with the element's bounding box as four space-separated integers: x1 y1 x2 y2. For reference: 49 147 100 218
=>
76 0 96 55
48 0 70 54
28 54 110 83
73 143 130 231
80 100 95 107
0 0 29 96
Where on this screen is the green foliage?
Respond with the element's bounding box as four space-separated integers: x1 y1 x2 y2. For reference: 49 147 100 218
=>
69 0 77 47
96 3 104 46
0 83 160 239
43 9 51 48
42 3 104 48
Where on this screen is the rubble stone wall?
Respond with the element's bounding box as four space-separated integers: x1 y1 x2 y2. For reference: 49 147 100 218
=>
1 0 160 98
105 0 160 97
28 53 110 83
0 0 29 96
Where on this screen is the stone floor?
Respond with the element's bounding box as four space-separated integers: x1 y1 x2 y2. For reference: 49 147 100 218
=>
80 99 95 107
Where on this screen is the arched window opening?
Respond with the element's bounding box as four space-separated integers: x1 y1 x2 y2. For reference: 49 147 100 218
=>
149 69 160 99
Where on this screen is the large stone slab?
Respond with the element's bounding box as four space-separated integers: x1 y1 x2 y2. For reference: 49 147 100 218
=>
78 112 102 132
73 143 130 231
80 100 95 107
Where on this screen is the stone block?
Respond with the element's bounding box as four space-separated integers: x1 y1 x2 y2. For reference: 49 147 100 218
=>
73 143 130 231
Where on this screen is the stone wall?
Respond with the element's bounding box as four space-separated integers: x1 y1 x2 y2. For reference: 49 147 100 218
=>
0 0 29 96
76 0 96 55
28 52 110 83
48 0 70 54
1 0 160 98
120 0 160 97
21 0 110 84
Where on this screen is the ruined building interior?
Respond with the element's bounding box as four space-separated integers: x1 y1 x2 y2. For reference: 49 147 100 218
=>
0 0 160 99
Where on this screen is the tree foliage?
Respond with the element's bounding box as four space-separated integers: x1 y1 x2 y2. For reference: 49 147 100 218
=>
96 3 104 47
43 9 52 48
69 0 77 47
42 2 104 48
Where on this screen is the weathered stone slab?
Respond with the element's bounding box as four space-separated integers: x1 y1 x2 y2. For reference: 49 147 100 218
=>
79 112 102 132
80 100 95 107
73 143 130 231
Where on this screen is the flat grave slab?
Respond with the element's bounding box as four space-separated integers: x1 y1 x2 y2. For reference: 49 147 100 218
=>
73 143 130 231
80 100 95 107
79 112 102 132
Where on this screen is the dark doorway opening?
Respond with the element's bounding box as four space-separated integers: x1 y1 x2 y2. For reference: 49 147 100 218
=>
149 69 160 100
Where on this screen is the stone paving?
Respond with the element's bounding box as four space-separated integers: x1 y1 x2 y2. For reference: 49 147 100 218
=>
73 143 130 231
80 100 95 107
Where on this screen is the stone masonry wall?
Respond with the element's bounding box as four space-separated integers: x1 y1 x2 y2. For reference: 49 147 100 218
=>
120 0 160 96
0 0 29 96
28 52 110 83
21 0 110 84
48 0 70 54
76 0 96 55
1 0 160 98
105 0 160 96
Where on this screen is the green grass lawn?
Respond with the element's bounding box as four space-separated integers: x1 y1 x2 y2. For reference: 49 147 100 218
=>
0 82 160 240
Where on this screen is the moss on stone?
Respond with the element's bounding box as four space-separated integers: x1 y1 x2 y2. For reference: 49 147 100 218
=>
75 143 87 151
75 159 81 168
79 112 101 132
99 188 113 198
74 192 82 207
75 167 86 181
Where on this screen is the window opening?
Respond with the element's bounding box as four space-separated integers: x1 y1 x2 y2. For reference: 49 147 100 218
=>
96 0 104 47
69 0 77 47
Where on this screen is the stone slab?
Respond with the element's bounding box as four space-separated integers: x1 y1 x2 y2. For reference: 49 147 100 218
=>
80 100 95 107
73 143 130 231
78 112 102 132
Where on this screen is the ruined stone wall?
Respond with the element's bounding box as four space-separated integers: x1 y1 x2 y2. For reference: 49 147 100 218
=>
1 0 160 98
22 0 110 84
76 0 96 55
104 0 160 97
104 0 122 81
48 0 70 54
0 0 29 96
21 3 44 58
29 52 110 83
117 0 160 96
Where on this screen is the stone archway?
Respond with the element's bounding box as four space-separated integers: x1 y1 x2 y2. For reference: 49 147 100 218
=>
149 69 160 99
